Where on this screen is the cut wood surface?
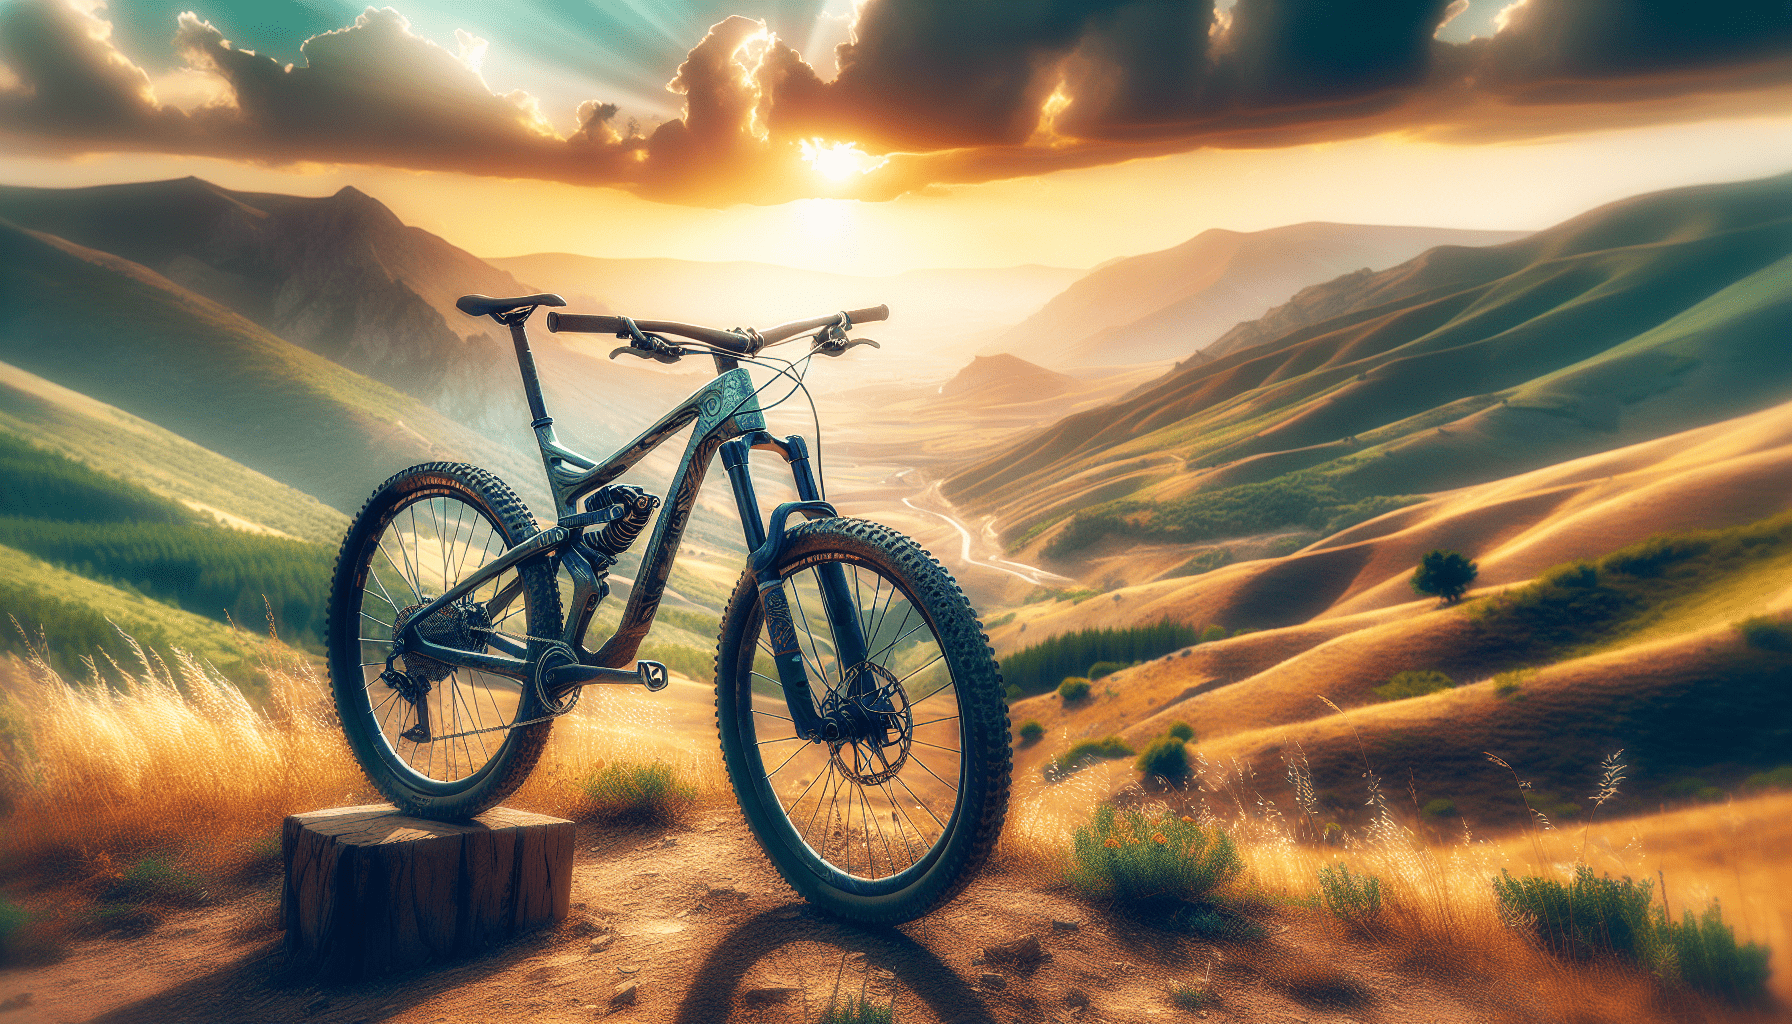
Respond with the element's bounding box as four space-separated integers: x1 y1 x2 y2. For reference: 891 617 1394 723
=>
282 804 574 982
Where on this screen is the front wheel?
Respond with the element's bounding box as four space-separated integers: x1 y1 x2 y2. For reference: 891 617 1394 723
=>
714 518 1012 924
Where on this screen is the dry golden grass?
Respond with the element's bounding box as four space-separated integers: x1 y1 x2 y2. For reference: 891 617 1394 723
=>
0 638 365 876
0 634 726 882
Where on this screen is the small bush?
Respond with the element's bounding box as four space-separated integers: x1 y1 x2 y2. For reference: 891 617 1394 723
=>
1372 670 1455 701
1135 737 1190 781
1316 862 1382 927
1492 667 1534 698
1167 982 1211 1009
1421 797 1457 819
1742 764 1792 791
102 856 208 907
1735 615 1792 653
1065 804 1242 907
1659 900 1772 1003
1048 736 1134 778
1057 677 1092 701
1167 720 1195 742
1199 624 1227 644
1491 866 1657 964
1662 776 1725 803
1087 660 1128 680
1018 719 1045 744
581 759 696 820
1005 684 1022 700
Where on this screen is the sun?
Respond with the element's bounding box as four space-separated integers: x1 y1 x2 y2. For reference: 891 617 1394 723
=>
799 139 888 181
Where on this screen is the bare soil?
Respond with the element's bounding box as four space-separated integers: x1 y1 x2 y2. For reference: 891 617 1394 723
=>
2 807 1770 1024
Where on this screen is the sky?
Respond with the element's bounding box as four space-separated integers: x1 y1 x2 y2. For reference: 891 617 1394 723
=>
1 1 1790 275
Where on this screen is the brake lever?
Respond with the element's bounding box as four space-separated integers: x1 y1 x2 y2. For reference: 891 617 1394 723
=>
609 345 685 365
812 337 880 357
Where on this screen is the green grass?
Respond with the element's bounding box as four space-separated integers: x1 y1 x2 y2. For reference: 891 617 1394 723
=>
101 856 209 907
1047 735 1134 778
1661 901 1773 1002
1017 719 1044 744
817 992 893 1024
1057 677 1091 701
0 428 191 524
0 542 273 693
1065 803 1242 908
580 760 696 820
1470 510 1792 660
1372 669 1455 701
1167 982 1212 1009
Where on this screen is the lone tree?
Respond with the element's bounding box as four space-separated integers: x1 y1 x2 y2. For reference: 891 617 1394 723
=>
1412 550 1478 604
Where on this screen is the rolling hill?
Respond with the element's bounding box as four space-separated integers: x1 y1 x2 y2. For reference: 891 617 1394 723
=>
946 171 1792 559
0 218 545 513
983 222 1525 369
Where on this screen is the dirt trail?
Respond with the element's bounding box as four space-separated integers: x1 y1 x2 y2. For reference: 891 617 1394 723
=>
2 808 1736 1024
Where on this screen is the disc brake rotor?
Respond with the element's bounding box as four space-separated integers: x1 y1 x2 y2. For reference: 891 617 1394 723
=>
827 661 913 786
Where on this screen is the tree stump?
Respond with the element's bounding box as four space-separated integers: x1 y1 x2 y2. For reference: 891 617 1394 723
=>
282 804 574 982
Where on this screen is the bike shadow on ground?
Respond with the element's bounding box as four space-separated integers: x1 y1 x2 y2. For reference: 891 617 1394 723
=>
674 906 997 1024
73 924 569 1024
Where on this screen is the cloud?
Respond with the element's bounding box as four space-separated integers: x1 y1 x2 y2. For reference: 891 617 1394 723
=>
0 0 1787 207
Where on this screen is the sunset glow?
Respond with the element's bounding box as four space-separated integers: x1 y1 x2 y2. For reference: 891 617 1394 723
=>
800 139 889 181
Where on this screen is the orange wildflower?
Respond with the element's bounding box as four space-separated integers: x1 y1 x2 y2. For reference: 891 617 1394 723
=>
1104 836 1122 849
1152 832 1168 845
1181 815 1195 824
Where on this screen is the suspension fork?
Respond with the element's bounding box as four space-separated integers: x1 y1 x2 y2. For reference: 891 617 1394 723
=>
721 432 870 741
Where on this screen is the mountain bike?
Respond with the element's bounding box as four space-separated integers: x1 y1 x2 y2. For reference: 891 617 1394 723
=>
325 292 1012 924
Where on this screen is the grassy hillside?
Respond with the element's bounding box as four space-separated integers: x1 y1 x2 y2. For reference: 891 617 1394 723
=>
0 359 346 543
0 543 273 692
984 223 1524 368
946 172 1792 564
0 219 544 514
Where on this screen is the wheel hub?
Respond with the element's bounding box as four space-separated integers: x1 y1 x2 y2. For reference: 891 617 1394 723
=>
825 662 913 786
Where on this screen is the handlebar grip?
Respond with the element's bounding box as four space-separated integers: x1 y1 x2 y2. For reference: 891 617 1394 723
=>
845 304 889 325
546 312 626 335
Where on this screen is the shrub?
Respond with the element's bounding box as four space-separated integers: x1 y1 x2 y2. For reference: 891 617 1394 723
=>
1135 737 1190 781
1167 721 1195 742
1492 667 1534 698
581 760 696 820
1411 549 1477 603
1735 615 1792 653
1742 764 1792 791
1199 624 1227 644
1491 866 1657 964
1659 900 1772 1003
1049 736 1134 777
1167 982 1211 1009
1372 670 1455 701
1005 684 1022 700
1057 677 1092 701
1316 862 1382 927
1065 804 1242 907
1662 776 1725 803
1017 719 1045 744
1087 660 1128 680
1421 798 1458 819
102 856 208 907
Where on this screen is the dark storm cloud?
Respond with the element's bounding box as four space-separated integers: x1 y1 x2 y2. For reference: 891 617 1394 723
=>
0 0 1787 206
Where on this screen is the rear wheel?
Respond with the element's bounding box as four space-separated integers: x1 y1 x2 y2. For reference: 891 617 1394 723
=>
326 462 563 819
714 518 1011 924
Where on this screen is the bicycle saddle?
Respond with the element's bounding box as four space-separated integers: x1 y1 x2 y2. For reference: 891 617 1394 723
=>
455 293 567 318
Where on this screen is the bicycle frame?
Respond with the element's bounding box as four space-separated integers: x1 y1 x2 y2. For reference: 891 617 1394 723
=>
396 313 868 741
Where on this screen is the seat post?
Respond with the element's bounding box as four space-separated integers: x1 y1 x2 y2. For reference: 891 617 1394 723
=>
505 316 552 429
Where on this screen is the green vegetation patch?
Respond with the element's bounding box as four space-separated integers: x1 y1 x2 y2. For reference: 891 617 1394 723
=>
1372 669 1456 702
1470 510 1792 659
1045 471 1423 556
1057 676 1092 701
1017 720 1044 744
1316 862 1383 928
0 430 191 524
1134 736 1191 781
1065 803 1242 908
1002 620 1203 696
1047 735 1133 778
580 759 696 820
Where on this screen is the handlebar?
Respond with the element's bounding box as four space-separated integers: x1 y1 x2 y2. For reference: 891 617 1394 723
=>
546 304 888 357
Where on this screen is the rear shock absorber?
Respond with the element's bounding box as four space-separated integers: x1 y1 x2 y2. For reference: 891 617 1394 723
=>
581 484 661 559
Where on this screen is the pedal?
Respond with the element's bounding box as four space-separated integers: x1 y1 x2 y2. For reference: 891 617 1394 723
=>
637 660 669 692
